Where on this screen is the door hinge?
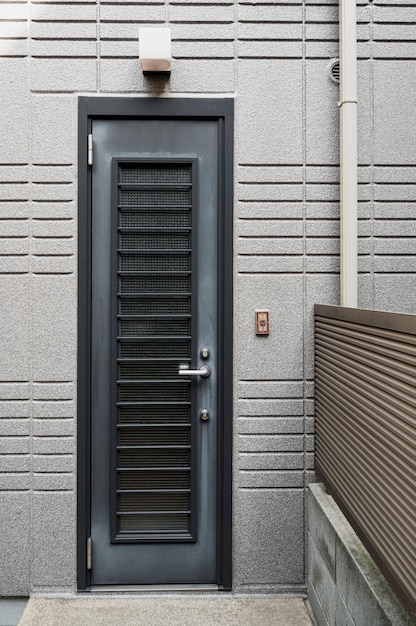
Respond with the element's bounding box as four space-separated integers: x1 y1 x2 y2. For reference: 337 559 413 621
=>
87 536 92 570
88 133 93 166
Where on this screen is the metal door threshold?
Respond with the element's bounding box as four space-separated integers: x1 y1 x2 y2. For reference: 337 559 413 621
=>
91 584 219 593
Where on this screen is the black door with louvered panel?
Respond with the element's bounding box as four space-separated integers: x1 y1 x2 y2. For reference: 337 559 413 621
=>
89 116 226 585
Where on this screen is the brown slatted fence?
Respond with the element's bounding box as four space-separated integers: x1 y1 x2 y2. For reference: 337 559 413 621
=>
314 304 416 619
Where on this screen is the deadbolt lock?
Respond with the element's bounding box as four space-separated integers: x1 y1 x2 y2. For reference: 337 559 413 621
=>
200 409 210 421
200 347 210 360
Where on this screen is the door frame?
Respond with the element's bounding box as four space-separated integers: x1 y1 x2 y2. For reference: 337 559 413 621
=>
77 97 233 591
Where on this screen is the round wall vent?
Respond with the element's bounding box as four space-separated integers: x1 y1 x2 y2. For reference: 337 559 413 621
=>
328 59 340 83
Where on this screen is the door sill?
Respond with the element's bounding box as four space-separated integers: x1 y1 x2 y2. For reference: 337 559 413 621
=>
90 584 219 593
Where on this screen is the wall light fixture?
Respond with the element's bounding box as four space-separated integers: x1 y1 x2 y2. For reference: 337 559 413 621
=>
139 27 172 73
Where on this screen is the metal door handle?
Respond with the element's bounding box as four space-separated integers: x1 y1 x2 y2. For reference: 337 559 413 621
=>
178 365 211 378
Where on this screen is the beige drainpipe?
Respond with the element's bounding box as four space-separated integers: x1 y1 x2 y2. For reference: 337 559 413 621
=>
339 0 358 307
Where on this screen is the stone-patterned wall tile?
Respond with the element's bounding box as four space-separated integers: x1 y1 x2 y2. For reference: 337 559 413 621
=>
31 58 97 92
0 493 30 595
0 59 29 164
0 278 29 381
32 492 76 589
32 96 75 165
235 275 304 380
234 490 304 588
373 61 416 165
306 60 339 165
237 60 303 165
32 276 76 380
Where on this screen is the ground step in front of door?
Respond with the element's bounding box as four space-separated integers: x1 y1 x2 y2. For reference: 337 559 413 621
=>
19 596 313 626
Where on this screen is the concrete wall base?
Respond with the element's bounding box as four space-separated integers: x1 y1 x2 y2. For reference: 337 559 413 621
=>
307 483 414 626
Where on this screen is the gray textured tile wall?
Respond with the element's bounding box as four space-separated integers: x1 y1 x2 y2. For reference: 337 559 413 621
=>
356 1 416 313
0 0 415 596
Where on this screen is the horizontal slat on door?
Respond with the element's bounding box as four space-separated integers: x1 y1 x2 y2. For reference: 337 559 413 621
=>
120 232 191 249
119 514 190 532
119 449 191 469
118 318 191 337
118 426 191 446
119 470 191 490
118 405 190 424
118 362 189 380
119 295 191 316
120 209 191 229
315 304 416 617
119 339 191 359
120 188 191 206
120 275 191 294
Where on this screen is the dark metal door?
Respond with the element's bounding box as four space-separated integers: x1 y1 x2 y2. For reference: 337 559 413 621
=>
90 118 221 585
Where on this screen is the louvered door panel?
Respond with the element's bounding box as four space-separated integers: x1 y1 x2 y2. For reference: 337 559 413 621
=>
112 160 197 542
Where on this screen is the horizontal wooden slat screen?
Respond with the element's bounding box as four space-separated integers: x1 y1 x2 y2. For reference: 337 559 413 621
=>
314 304 416 619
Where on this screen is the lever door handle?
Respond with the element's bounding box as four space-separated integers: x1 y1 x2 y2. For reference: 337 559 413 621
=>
178 365 211 378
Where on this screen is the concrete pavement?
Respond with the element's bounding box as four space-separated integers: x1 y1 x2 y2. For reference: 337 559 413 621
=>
0 598 27 626
18 595 314 626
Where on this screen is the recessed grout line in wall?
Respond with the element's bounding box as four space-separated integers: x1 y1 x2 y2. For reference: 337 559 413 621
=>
370 0 375 309
233 0 236 94
301 0 307 501
97 0 101 93
28 0 35 595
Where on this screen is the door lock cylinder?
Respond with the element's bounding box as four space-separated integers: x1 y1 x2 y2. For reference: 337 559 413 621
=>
200 409 210 421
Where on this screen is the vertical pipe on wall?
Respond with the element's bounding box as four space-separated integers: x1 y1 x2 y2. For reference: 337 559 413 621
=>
339 0 358 307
